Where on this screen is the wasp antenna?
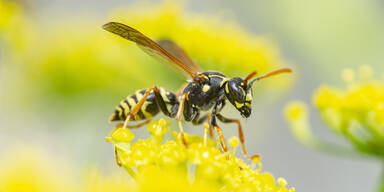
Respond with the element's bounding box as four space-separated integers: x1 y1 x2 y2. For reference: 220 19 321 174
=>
243 71 257 85
249 68 292 87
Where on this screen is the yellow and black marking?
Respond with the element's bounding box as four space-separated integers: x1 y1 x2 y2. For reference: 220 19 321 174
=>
109 87 178 122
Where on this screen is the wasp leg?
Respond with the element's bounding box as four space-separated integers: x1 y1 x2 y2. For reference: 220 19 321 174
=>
216 114 260 161
152 87 177 118
176 93 188 146
210 114 228 153
208 124 214 138
122 87 157 128
123 86 175 128
117 119 152 129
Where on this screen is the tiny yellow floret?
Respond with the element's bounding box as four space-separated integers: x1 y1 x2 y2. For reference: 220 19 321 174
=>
284 101 308 122
147 118 169 138
278 177 288 187
110 125 135 143
229 136 240 148
341 68 355 84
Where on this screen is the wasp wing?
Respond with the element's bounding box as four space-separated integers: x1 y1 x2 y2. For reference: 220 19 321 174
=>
102 22 200 79
157 39 203 73
136 44 191 80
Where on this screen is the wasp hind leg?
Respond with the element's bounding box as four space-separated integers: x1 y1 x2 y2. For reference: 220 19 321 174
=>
123 86 178 128
117 119 152 129
116 86 175 166
216 114 260 161
122 87 156 128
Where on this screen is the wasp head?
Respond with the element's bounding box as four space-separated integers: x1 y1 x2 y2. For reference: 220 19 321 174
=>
225 68 292 118
225 77 253 118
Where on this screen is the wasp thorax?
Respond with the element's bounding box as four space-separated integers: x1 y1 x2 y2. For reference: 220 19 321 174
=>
225 77 253 118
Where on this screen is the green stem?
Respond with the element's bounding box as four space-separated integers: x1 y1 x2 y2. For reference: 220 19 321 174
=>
291 120 369 159
307 138 367 159
379 162 384 192
289 115 374 160
123 165 137 180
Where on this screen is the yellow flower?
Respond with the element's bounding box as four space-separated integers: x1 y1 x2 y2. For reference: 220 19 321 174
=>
0 147 76 192
285 65 384 158
0 141 294 192
284 101 314 145
107 118 294 192
285 101 308 122
0 0 34 52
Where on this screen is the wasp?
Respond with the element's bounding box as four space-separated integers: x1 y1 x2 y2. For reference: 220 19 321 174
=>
103 22 292 161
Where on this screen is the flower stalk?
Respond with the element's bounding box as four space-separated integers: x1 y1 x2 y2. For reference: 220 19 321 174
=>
379 162 384 192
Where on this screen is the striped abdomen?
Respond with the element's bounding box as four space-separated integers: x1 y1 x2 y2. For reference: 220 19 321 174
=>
109 87 177 122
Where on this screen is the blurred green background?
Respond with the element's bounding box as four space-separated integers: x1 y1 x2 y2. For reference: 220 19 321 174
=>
1 0 384 191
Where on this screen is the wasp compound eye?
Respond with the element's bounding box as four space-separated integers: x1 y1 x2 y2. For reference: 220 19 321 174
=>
227 77 246 102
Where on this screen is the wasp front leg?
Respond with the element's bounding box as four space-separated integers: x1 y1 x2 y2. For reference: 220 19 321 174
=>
216 114 260 161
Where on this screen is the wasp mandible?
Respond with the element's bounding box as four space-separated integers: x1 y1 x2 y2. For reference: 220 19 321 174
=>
103 22 292 161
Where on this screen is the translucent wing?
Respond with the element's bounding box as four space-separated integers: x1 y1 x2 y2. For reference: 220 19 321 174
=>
157 39 203 73
102 22 200 80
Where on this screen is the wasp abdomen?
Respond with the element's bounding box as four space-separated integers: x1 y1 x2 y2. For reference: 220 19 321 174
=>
109 87 176 122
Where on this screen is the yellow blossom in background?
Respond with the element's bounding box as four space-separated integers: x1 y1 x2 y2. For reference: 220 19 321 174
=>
107 119 295 192
0 0 34 53
0 147 75 192
284 101 313 146
3 0 292 108
314 65 384 157
0 0 22 46
285 65 384 192
110 2 289 78
285 65 384 158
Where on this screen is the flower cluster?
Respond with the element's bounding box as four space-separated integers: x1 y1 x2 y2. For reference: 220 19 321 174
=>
285 65 384 158
0 0 34 53
107 119 295 192
0 120 294 192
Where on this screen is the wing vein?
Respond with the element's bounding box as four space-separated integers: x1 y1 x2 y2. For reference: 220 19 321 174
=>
102 22 203 79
